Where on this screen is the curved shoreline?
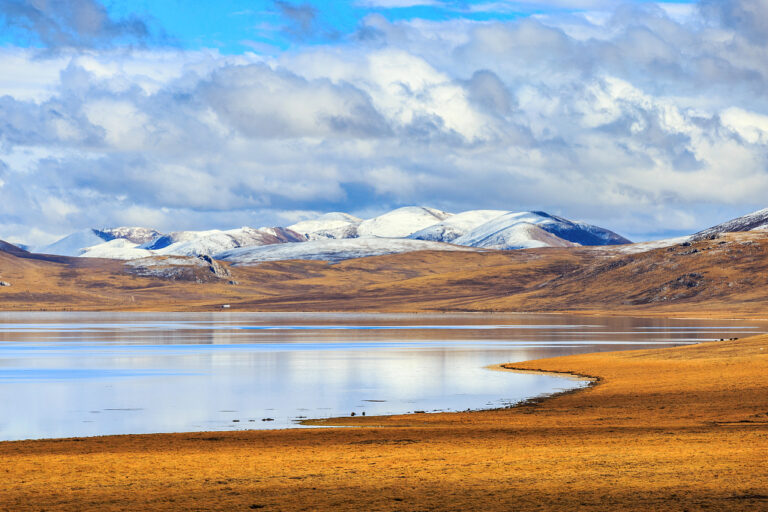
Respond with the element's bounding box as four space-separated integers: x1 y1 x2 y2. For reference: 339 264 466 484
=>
494 363 601 407
298 363 601 429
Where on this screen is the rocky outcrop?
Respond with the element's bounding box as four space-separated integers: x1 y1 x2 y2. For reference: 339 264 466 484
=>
198 255 231 279
125 255 234 284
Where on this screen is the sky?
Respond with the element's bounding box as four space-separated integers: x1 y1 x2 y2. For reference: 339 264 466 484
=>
0 0 767 245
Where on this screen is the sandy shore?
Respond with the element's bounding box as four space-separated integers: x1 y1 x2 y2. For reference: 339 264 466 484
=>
3 334 768 511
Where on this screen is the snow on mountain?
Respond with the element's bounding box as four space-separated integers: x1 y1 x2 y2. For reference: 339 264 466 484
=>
216 237 476 264
38 227 161 257
142 229 229 250
454 221 577 250
512 211 629 246
79 239 154 260
453 211 630 250
37 229 114 256
408 210 508 242
605 236 690 255
569 220 632 245
691 207 768 240
147 227 304 257
152 231 243 257
288 212 362 240
356 207 452 238
33 207 630 262
39 225 304 260
100 227 162 245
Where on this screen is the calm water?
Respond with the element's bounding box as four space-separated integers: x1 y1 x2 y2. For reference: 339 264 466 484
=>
0 312 765 441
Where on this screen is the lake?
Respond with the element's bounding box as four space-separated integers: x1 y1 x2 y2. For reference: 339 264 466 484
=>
0 312 765 441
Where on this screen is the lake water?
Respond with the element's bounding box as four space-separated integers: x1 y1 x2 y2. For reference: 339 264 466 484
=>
0 312 765 441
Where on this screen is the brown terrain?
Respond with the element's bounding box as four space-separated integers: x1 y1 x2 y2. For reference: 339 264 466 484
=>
0 231 768 317
2 233 768 510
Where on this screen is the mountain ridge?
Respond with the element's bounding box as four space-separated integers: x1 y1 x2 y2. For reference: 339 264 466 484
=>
29 206 633 263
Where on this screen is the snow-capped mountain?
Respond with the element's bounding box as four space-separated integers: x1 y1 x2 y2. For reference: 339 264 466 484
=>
691 207 768 240
80 239 154 260
37 229 111 257
39 226 304 259
33 206 631 263
408 210 508 242
101 227 162 245
456 222 577 250
288 213 362 240
148 227 304 257
453 211 630 250
356 207 452 238
216 238 475 264
37 227 159 257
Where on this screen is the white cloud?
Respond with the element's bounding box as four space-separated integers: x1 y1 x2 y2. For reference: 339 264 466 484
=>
2 1 768 244
721 107 768 144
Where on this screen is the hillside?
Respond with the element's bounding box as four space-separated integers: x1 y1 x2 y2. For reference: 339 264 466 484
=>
692 206 768 240
2 231 768 317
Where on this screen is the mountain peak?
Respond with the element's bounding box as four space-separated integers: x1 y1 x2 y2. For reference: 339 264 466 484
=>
357 206 453 238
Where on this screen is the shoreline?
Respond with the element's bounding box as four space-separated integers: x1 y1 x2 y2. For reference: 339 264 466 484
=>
3 332 768 510
0 350 604 445
2 306 768 321
0 317 759 444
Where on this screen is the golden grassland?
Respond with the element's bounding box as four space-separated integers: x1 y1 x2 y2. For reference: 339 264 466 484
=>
2 334 768 511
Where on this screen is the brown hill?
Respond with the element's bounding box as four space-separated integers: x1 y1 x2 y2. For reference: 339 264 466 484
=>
0 232 767 317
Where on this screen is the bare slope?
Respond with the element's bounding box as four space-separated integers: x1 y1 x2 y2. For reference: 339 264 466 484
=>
2 232 768 316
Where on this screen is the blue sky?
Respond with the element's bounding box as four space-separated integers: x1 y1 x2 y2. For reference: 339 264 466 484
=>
0 0 766 245
3 0 698 52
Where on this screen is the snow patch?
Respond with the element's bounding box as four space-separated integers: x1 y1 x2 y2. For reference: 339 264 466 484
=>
79 239 154 260
216 237 476 264
409 210 508 242
288 212 362 240
356 206 452 238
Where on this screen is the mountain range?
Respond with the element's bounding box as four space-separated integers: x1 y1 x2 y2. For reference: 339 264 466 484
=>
1 206 768 314
32 207 631 264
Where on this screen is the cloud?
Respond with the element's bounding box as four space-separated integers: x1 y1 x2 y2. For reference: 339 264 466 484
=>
273 0 339 41
0 0 150 49
199 63 391 138
466 0 616 13
700 0 768 44
3 1 768 244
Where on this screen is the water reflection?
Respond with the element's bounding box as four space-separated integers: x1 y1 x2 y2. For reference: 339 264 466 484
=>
0 312 765 441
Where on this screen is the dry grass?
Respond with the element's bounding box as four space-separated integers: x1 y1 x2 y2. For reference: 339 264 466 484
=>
3 232 768 318
3 334 768 511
